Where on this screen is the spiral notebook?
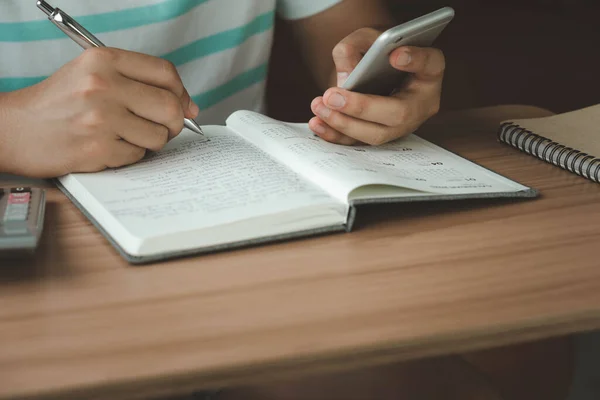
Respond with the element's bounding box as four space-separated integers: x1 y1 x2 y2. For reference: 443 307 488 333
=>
498 104 600 183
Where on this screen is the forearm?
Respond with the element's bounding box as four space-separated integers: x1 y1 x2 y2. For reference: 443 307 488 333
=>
0 93 18 175
289 0 394 90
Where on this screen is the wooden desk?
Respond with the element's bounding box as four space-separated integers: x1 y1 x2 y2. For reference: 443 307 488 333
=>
2 106 600 400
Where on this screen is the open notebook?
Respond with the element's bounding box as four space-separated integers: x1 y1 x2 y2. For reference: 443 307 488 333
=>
57 111 536 263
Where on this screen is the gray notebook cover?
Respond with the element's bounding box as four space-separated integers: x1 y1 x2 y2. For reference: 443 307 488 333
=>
55 179 537 265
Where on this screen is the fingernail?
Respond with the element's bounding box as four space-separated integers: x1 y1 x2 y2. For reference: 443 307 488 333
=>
396 51 412 67
312 123 326 135
337 72 349 87
188 98 200 116
316 105 331 119
327 92 346 109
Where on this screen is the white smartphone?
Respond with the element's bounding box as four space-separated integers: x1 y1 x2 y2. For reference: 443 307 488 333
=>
341 7 455 95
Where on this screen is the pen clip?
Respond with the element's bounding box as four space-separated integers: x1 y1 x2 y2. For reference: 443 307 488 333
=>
37 0 54 16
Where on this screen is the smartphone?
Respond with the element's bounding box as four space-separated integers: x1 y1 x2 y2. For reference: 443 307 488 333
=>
341 7 455 95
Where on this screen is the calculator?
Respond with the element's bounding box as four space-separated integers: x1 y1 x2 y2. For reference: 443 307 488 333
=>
0 187 46 253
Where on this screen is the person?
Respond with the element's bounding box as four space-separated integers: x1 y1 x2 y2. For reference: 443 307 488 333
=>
0 1 574 399
0 0 442 177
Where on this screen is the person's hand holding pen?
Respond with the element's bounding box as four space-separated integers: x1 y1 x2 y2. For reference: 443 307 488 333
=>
0 1 201 178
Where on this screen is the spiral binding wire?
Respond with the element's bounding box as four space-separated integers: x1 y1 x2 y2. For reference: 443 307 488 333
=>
498 122 600 183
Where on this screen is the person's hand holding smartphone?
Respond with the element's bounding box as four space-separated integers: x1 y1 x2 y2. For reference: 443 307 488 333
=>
309 7 454 146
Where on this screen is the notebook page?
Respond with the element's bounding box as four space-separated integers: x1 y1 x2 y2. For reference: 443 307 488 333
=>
227 111 529 202
59 127 341 243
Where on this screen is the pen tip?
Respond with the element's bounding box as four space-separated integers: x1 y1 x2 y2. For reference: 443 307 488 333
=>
184 118 204 135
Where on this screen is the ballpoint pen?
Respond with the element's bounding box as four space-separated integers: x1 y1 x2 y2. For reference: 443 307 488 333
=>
36 0 204 136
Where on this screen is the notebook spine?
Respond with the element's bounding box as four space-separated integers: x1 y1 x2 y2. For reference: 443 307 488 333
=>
498 122 600 183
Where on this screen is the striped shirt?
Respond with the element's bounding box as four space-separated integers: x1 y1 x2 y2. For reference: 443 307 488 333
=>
0 0 342 124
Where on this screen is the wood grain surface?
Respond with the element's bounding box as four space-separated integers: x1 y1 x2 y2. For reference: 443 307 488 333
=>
1 105 599 400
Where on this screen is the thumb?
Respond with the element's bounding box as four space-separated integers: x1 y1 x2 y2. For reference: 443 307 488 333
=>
181 89 200 120
332 28 381 87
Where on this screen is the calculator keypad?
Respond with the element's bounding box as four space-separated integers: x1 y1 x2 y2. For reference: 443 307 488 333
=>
0 186 45 252
3 188 31 222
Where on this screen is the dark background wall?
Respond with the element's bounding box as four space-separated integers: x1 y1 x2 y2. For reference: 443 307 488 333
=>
266 0 600 122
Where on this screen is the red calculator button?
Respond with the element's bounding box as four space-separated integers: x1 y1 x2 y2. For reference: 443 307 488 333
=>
8 193 31 204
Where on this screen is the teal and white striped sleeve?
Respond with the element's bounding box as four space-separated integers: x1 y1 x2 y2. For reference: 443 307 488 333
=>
276 0 344 20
